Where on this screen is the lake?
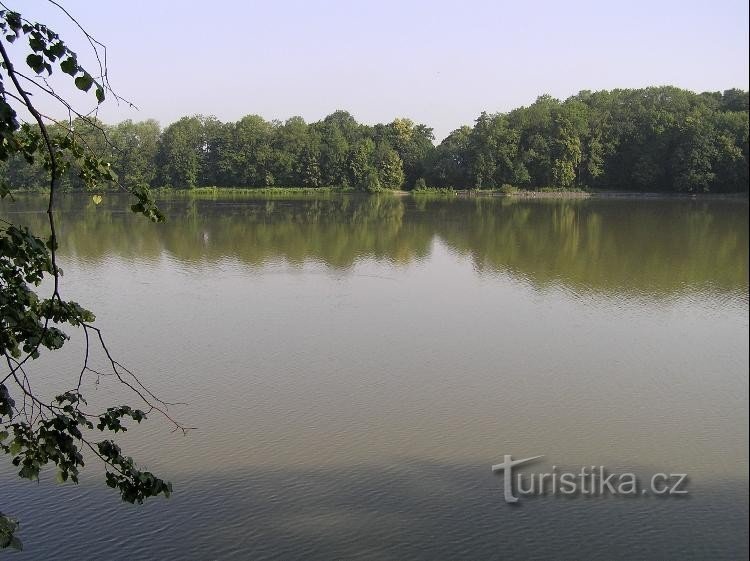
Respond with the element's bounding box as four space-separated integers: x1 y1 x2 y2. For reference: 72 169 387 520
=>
1 193 748 560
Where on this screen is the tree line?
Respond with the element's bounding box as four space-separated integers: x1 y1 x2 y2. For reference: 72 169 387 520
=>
2 86 748 193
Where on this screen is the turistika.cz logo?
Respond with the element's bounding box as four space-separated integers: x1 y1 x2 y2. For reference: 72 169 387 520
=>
491 455 688 504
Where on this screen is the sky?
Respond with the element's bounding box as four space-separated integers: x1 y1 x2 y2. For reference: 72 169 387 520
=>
12 0 750 140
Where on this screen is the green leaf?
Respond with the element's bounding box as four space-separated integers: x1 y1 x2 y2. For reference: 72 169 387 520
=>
47 40 66 59
95 87 105 104
28 35 44 52
60 56 78 75
5 11 22 31
74 74 93 92
25 53 44 74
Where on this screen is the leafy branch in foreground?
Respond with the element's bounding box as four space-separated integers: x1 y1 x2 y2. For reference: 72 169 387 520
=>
1 5 180 550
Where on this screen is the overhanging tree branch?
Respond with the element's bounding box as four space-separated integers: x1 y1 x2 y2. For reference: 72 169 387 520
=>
1 6 181 551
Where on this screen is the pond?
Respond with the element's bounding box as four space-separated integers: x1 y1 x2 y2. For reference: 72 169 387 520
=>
1 193 748 560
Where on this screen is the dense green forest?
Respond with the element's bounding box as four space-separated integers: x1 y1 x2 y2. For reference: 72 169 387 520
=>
2 86 748 193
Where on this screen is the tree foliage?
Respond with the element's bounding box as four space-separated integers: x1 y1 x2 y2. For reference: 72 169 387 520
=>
4 87 746 193
438 88 749 192
1 6 176 550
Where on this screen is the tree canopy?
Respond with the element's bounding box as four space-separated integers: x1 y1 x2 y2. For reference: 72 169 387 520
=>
2 87 747 194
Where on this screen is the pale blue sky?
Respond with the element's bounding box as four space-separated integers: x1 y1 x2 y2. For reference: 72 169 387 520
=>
16 0 750 140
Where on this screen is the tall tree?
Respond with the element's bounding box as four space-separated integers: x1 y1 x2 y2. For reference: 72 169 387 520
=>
109 119 161 190
157 116 205 188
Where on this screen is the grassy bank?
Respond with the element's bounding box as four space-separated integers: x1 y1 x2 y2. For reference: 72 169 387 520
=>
7 185 748 201
152 186 348 199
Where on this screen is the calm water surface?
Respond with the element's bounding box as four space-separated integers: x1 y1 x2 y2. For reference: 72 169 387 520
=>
1 194 748 560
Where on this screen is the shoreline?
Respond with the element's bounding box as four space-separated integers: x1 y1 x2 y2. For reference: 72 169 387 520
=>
449 190 749 200
6 187 748 201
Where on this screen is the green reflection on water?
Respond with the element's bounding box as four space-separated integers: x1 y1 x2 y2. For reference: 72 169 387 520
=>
3 193 747 297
